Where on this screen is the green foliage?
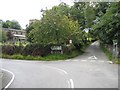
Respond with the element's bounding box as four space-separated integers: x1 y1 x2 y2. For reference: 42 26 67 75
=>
0 30 8 42
69 2 96 30
2 50 82 61
6 31 13 40
94 2 111 17
11 54 24 59
101 44 120 64
69 2 86 29
101 45 113 61
28 5 83 46
44 54 67 60
26 20 40 39
84 3 96 28
2 45 23 55
2 20 21 29
92 2 120 45
43 50 81 60
52 2 70 16
22 43 51 56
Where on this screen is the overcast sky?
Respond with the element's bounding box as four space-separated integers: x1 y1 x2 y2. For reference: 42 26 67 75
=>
0 0 73 29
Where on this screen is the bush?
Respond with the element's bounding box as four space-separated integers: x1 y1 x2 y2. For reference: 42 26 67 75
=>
11 54 24 59
62 44 76 53
24 55 43 60
2 45 23 55
22 43 51 56
73 43 83 51
44 54 67 60
101 46 120 64
2 54 12 59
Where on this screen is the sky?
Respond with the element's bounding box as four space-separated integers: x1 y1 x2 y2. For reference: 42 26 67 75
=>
0 0 74 29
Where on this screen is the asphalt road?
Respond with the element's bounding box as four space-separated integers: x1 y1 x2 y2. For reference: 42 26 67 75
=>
1 41 118 88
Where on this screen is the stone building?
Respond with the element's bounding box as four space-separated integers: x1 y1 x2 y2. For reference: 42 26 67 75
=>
29 19 39 25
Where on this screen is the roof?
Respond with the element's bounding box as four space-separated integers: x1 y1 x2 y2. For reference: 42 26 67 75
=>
13 34 26 38
3 28 26 32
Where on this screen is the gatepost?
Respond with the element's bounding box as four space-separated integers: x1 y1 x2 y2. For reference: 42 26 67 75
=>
113 40 119 63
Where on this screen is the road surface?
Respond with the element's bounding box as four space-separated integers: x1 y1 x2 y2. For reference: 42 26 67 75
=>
1 41 118 88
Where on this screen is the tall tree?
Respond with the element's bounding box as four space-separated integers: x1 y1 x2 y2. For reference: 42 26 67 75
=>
28 4 83 45
84 3 96 29
0 30 7 42
92 2 120 45
3 20 21 30
69 2 86 29
6 31 13 41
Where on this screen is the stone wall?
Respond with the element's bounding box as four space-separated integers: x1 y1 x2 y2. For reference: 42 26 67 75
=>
105 44 120 58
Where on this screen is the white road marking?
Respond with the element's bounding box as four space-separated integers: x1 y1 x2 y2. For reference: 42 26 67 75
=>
73 60 79 61
46 66 74 88
65 60 70 62
47 66 68 75
54 67 68 74
67 80 71 88
2 68 15 89
88 56 98 60
93 56 98 59
81 60 87 62
69 79 74 88
58 60 63 62
52 67 75 88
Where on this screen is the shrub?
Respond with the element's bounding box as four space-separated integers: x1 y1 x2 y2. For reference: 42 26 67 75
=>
22 43 51 56
24 55 34 60
73 43 83 51
2 45 23 55
44 54 67 60
11 54 24 59
2 54 12 59
62 44 76 53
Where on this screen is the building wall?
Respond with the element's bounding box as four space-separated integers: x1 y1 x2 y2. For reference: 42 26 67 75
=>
2 28 26 42
29 19 39 25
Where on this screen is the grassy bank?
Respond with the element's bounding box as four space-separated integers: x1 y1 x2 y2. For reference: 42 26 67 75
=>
1 50 83 61
101 45 120 64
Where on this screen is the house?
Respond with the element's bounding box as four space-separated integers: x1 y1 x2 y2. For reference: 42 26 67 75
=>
2 28 26 43
29 19 39 25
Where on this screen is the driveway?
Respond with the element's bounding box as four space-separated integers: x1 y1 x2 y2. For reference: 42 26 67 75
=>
1 41 118 88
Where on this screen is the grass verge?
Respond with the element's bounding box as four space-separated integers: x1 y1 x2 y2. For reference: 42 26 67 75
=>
101 45 120 64
1 50 83 61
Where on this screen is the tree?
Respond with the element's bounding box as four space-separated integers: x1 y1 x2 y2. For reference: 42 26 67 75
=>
92 2 120 45
6 31 13 41
84 3 96 29
69 2 86 29
94 2 111 17
27 2 71 42
3 20 21 30
0 30 7 42
26 20 40 42
28 5 83 46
